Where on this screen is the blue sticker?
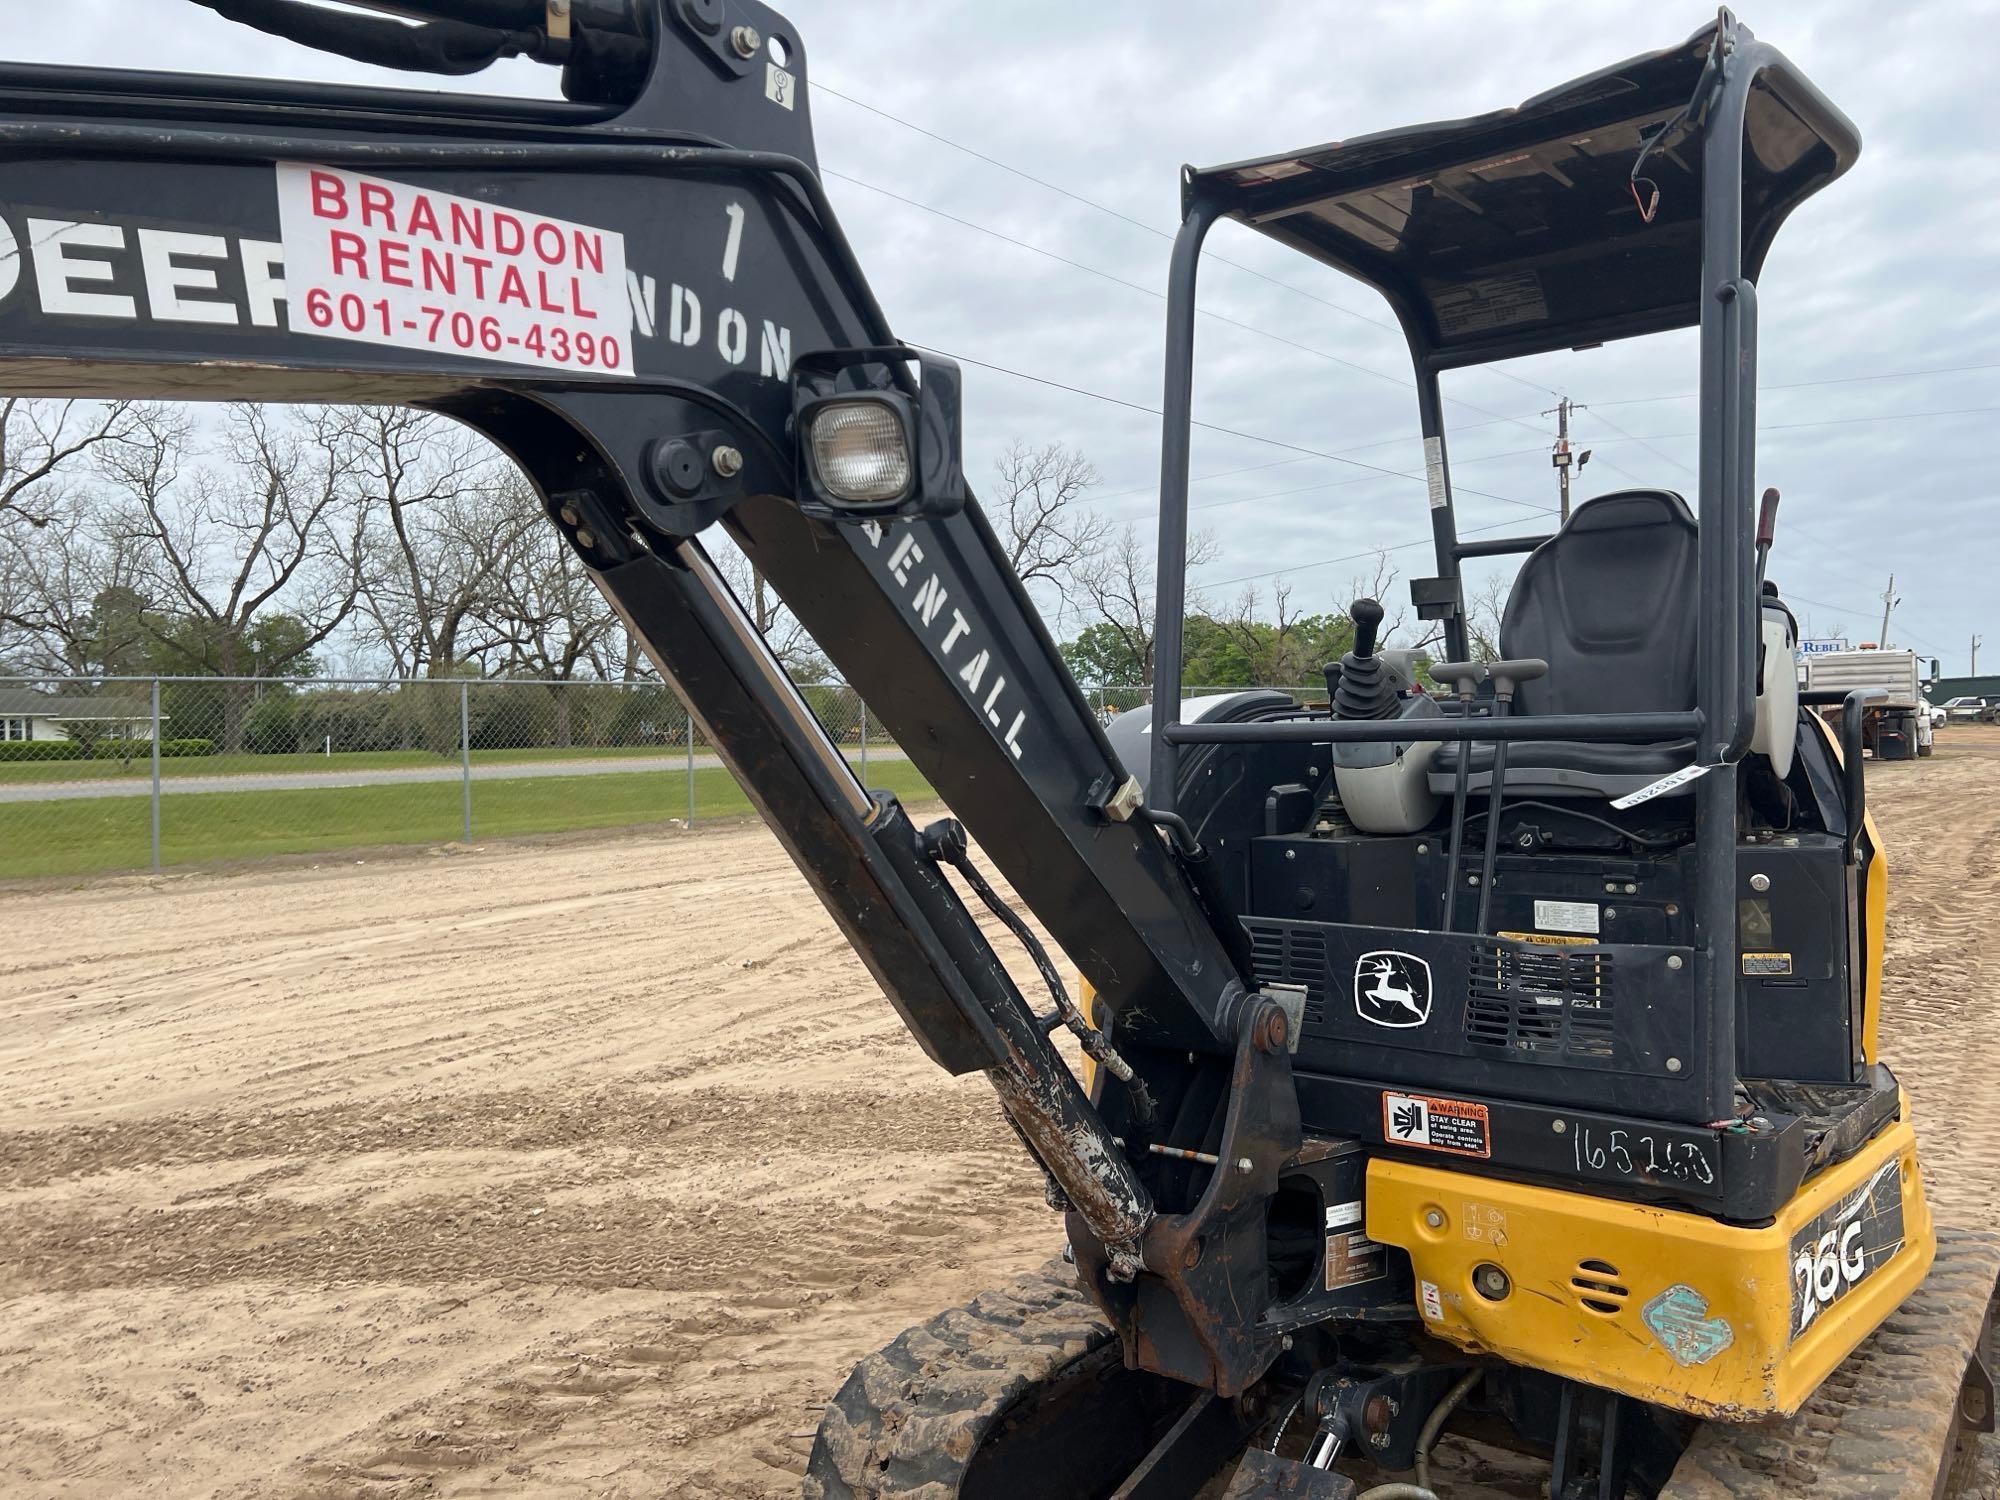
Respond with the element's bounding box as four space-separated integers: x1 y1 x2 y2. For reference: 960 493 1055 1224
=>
1642 1283 1735 1367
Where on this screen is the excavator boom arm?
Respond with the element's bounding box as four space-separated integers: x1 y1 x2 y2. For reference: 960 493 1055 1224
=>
0 1 1295 1341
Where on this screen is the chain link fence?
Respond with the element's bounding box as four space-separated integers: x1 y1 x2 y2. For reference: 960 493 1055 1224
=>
0 675 915 880
0 676 1318 879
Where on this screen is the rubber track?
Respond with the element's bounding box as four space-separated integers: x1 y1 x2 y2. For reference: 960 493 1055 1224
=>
804 1258 1115 1500
807 1233 1998 1499
1661 1227 2000 1499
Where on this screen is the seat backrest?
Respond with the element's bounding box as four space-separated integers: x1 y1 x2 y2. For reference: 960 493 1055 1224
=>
1500 489 1698 718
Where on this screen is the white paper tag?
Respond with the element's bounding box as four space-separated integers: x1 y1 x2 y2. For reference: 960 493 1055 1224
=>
1423 435 1448 509
1533 898 1600 936
1324 1199 1365 1230
1610 762 1713 810
276 162 634 377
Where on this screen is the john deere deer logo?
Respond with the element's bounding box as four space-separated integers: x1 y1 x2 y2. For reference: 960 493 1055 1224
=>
1355 950 1433 1029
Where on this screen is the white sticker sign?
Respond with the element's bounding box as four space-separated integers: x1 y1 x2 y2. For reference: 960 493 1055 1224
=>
276 162 633 376
1423 435 1448 509
1609 762 1714 810
1532 898 1600 936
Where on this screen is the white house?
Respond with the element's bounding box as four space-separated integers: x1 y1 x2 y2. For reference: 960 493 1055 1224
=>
0 687 156 743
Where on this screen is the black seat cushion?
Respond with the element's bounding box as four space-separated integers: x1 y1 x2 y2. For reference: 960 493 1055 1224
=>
1430 490 1699 799
1507 489 1697 719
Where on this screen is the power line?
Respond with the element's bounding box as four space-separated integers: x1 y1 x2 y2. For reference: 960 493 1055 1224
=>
1574 405 2000 446
1087 410 1535 509
815 80 2000 447
815 79 1591 417
1586 361 2000 409
932 336 1950 637
915 341 1551 514
1200 516 1528 591
825 168 1556 443
811 87 1983 643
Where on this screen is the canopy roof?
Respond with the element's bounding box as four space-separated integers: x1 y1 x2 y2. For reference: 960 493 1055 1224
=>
1187 19 1857 367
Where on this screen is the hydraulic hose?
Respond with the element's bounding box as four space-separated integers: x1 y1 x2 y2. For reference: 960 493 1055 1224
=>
1413 1367 1485 1491
924 820 1157 1128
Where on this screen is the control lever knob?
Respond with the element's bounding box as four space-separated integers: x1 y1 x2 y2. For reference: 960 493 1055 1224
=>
1349 597 1384 660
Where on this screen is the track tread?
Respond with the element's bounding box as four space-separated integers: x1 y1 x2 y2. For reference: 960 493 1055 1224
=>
1661 1227 2000 1499
804 1258 1114 1500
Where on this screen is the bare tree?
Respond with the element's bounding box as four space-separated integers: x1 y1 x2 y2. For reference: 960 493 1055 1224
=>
1219 577 1328 685
339 407 535 678
105 405 369 748
1461 569 1511 662
0 495 153 674
472 489 625 744
1072 522 1217 681
714 540 825 680
0 398 143 530
991 440 1108 589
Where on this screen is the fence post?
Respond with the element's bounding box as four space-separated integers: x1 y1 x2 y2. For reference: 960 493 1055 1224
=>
149 677 161 872
685 708 695 827
858 697 868 779
460 681 472 842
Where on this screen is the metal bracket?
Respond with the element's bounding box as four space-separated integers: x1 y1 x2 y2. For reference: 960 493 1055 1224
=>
669 0 758 77
1068 996 1304 1397
1103 774 1144 823
1262 985 1306 1054
625 426 750 537
1410 574 1462 623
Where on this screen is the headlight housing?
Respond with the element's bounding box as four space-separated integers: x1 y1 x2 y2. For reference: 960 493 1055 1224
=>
791 346 964 521
806 397 913 504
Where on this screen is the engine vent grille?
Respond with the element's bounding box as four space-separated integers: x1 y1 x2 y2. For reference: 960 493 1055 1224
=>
1571 1259 1630 1316
1245 920 1327 1024
1465 942 1616 1060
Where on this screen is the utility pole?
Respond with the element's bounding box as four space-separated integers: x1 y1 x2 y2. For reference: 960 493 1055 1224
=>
1544 398 1590 521
1877 574 1898 648
1974 633 1983 675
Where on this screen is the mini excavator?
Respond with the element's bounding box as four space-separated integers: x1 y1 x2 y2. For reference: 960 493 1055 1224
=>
1 4 1993 1494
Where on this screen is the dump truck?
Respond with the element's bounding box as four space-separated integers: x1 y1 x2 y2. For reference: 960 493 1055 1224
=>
1805 648 1940 760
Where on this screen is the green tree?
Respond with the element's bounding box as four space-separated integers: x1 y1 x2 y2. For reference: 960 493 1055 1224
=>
1061 620 1145 686
75 586 159 678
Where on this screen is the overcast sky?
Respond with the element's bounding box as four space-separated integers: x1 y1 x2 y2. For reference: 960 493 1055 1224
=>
12 1 1998 673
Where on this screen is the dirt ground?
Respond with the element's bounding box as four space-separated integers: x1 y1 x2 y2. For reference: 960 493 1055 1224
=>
4 729 1999 1498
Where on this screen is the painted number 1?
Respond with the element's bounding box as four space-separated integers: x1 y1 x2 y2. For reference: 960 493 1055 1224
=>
721 202 746 283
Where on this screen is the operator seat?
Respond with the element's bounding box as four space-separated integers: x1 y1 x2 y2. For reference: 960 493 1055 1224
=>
1429 489 1698 799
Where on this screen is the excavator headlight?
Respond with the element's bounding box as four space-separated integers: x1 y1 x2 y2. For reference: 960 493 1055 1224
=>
791 346 966 521
807 398 913 504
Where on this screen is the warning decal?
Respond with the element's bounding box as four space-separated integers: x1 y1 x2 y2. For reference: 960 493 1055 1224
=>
276 162 633 376
1383 1091 1491 1158
1498 930 1595 947
1418 1279 1445 1321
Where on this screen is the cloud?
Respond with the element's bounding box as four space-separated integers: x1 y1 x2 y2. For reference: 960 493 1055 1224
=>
12 0 1995 668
